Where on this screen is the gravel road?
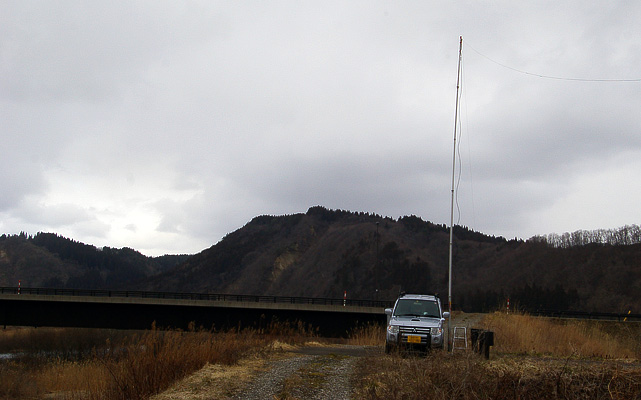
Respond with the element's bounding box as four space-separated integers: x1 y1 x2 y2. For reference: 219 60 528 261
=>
152 314 486 400
150 344 376 400
231 345 374 400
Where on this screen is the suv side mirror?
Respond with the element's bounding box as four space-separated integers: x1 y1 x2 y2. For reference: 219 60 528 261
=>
385 308 393 325
442 311 450 319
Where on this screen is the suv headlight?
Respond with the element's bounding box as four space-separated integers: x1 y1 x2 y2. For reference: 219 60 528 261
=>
431 327 442 335
387 325 399 334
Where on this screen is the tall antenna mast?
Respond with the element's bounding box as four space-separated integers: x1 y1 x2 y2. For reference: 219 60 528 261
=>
448 36 462 350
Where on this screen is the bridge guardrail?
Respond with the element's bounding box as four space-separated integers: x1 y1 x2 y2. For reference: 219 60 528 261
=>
0 287 393 308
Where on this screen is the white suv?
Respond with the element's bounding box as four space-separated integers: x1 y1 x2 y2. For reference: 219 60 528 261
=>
385 293 449 353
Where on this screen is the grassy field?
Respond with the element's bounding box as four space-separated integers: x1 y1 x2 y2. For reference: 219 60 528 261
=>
481 312 641 359
352 313 641 399
1 314 640 399
0 321 316 400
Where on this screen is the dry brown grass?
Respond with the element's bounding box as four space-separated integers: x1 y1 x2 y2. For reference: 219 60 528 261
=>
0 361 38 399
80 323 310 400
354 351 641 399
0 321 316 400
347 324 385 346
353 313 641 399
149 357 271 400
39 360 112 398
481 312 641 359
0 327 128 360
0 328 121 399
4 314 640 399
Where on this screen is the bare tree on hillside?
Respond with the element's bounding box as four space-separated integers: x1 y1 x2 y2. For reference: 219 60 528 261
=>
529 224 641 248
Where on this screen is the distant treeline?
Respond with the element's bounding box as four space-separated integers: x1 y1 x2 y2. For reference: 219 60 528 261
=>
458 283 580 313
529 224 641 248
0 232 188 289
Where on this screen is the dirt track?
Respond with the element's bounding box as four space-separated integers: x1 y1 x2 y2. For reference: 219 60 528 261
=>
152 314 485 399
151 344 379 400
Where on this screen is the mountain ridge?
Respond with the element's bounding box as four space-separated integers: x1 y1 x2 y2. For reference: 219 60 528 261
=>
2 206 640 313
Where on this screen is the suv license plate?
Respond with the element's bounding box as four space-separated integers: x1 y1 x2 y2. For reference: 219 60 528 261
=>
407 335 421 344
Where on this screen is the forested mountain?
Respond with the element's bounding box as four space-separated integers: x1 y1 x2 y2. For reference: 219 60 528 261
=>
0 232 187 289
141 206 641 313
2 207 640 313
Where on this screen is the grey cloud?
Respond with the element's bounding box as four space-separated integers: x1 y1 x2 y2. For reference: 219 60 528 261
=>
1 1 221 103
2 2 641 255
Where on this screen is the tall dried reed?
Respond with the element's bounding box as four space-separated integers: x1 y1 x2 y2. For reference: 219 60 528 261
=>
0 327 126 399
354 313 641 399
0 360 39 399
0 321 317 400
482 312 640 359
354 351 641 399
348 323 385 346
89 328 266 400
0 327 132 362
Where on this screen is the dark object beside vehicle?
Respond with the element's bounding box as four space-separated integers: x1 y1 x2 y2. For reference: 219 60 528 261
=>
471 328 494 359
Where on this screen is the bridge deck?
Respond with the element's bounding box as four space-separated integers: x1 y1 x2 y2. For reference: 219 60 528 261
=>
0 288 389 336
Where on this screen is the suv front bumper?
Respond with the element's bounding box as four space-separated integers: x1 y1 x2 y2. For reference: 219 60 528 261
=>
386 326 444 350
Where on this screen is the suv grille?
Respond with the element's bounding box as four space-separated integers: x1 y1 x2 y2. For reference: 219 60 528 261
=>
399 326 431 334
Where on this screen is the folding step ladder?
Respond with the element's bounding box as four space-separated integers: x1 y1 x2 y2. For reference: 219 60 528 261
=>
452 326 468 351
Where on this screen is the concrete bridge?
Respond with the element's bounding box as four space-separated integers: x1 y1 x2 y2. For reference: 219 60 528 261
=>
0 288 390 336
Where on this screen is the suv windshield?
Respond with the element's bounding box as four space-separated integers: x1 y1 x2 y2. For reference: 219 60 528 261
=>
393 299 440 318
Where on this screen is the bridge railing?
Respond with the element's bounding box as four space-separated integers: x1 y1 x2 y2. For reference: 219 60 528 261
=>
0 287 393 308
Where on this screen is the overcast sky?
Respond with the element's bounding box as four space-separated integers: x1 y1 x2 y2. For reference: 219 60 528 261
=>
2 1 640 256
